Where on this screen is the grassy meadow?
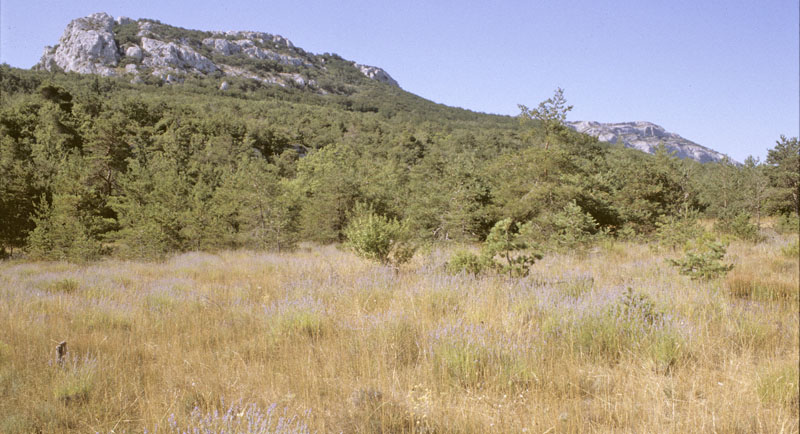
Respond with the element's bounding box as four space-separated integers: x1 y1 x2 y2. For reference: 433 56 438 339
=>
0 234 797 433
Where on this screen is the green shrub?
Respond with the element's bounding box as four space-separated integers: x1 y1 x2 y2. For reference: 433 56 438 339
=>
344 203 416 267
668 234 734 280
714 211 761 242
54 357 96 405
613 287 663 325
549 201 600 249
482 218 543 277
782 238 799 258
113 22 141 48
27 194 104 262
446 249 489 275
654 213 704 250
775 214 799 235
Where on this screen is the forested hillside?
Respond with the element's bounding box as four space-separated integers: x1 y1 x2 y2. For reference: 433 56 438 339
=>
0 64 797 260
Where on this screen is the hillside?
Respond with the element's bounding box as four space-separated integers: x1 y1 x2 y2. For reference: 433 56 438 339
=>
31 12 728 164
567 121 732 163
1 12 796 261
35 12 398 92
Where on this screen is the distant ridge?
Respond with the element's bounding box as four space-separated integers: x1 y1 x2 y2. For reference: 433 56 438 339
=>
32 13 734 163
567 121 733 163
34 12 399 92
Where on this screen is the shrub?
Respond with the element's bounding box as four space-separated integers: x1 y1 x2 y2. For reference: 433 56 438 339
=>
549 201 599 249
613 287 663 326
714 211 761 242
344 203 416 267
654 213 704 250
782 238 799 258
446 249 489 275
27 195 104 262
775 213 799 235
482 218 543 277
668 234 734 280
53 356 96 405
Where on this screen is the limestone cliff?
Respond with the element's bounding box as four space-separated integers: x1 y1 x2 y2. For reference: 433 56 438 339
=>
567 121 732 163
35 12 400 92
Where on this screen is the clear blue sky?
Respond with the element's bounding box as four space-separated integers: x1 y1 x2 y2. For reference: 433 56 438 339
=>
2 0 797 162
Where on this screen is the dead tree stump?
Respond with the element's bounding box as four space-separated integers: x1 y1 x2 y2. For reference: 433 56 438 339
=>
56 341 67 367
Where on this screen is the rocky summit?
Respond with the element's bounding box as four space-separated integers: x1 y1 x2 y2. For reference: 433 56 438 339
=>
566 121 732 163
34 13 732 164
35 12 400 92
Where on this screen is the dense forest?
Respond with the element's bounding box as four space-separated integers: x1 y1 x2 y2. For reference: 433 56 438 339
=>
0 64 797 260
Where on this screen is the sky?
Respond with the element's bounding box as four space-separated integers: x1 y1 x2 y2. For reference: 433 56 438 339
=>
1 0 797 162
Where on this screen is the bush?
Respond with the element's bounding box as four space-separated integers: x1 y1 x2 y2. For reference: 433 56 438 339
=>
446 250 489 275
549 201 600 249
782 238 799 258
482 218 543 277
654 213 704 250
775 214 799 235
714 211 761 242
344 203 416 267
668 234 734 280
27 195 104 262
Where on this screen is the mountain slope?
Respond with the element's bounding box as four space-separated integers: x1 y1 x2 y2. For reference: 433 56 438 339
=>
32 12 732 163
35 12 399 93
567 121 731 163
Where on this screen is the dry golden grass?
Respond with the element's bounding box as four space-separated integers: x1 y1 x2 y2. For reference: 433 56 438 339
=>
0 237 797 433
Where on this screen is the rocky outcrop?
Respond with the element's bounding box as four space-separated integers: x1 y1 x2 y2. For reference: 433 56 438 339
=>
35 12 401 90
140 37 218 75
202 38 312 67
567 121 731 163
36 12 119 76
355 64 399 87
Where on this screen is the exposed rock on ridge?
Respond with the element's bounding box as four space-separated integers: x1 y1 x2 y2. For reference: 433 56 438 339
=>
355 64 399 87
37 12 119 76
567 121 731 163
35 12 401 91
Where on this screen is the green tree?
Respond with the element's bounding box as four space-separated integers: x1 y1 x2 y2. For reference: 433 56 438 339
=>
215 157 298 251
668 234 734 281
482 218 542 277
344 203 416 267
294 143 363 242
518 87 573 150
741 156 770 229
766 135 799 216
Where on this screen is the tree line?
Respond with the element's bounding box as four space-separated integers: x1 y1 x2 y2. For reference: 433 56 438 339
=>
1 66 797 260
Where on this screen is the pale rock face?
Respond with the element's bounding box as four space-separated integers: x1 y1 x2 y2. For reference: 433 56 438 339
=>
355 64 399 87
35 12 400 90
140 37 218 74
202 38 241 56
137 21 154 37
211 30 295 48
125 45 143 61
36 12 119 76
219 81 230 90
566 121 731 163
202 38 312 67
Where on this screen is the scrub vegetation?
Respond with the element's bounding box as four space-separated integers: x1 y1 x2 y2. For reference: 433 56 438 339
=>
0 62 797 432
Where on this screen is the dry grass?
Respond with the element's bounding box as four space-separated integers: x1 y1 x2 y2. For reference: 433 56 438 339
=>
0 237 797 433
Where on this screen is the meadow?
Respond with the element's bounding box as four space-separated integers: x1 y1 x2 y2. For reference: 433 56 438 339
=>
0 234 797 433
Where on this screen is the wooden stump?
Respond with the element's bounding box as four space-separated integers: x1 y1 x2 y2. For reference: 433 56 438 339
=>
56 341 67 367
